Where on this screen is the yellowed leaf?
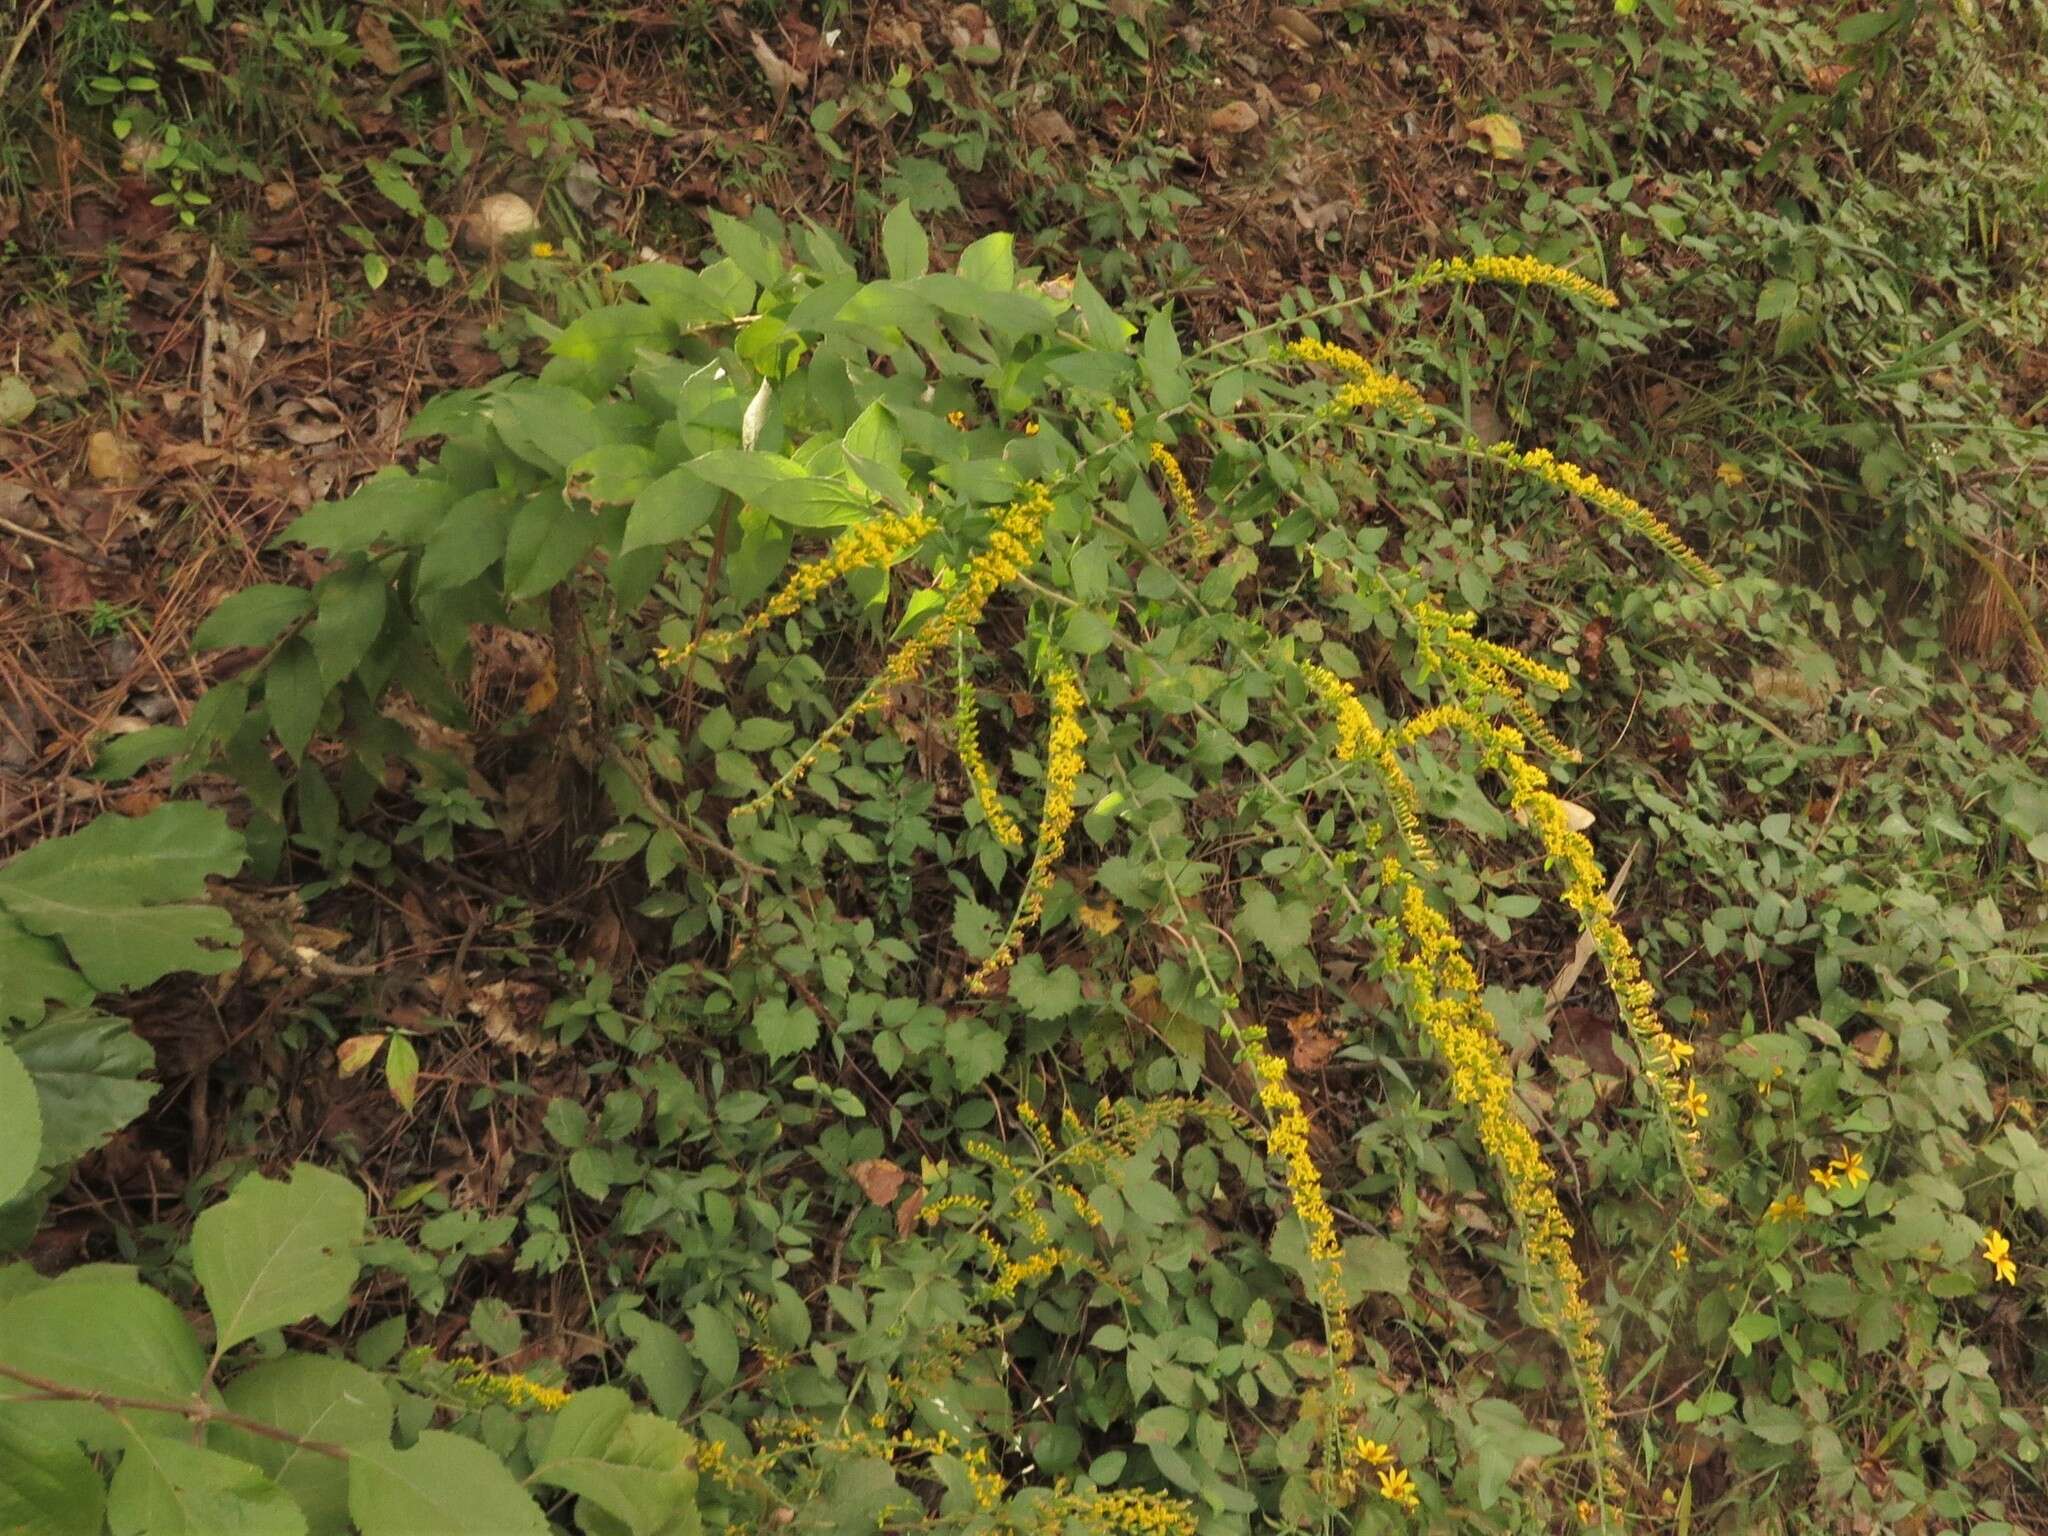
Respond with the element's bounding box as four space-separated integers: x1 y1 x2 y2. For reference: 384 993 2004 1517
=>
337 1034 386 1076
1465 113 1525 157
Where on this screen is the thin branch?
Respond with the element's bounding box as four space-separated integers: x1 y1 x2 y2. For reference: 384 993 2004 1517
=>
0 1363 352 1460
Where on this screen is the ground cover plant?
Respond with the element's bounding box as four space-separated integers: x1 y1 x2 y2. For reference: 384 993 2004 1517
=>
0 2 2045 1534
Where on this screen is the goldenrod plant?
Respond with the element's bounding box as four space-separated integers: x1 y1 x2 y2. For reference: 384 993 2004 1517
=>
108 211 1733 1531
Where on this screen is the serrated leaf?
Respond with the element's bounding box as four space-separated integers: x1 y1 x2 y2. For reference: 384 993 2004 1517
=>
531 1387 701 1536
9 1009 155 1165
0 1041 41 1205
1235 885 1313 959
753 996 819 1062
193 585 313 651
192 1164 366 1354
108 1435 306 1536
0 805 245 992
0 1415 105 1536
347 1430 548 1536
216 1355 393 1536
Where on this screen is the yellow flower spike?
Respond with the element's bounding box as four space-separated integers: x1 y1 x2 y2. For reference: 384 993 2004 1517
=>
661 507 937 671
968 661 1087 991
1298 661 1437 869
1285 336 1428 417
1148 440 1216 554
955 663 1024 848
1486 442 1721 587
736 485 1054 817
1419 253 1620 309
1984 1228 2018 1286
1376 1465 1421 1511
1246 1036 1353 1362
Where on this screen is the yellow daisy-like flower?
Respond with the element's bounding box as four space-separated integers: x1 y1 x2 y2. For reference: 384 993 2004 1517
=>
529 241 556 258
1671 1241 1689 1269
1486 442 1721 588
1828 1143 1868 1188
1680 1080 1710 1122
1715 461 1746 487
1764 1192 1807 1222
1376 1465 1420 1511
1419 253 1619 309
1984 1228 2018 1286
1809 1164 1840 1193
1351 1437 1395 1467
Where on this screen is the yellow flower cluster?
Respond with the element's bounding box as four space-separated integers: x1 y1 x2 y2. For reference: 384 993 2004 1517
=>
661 507 936 670
1807 1142 1869 1193
1485 443 1722 588
1298 660 1435 869
737 484 1054 817
1347 1437 1421 1512
1376 860 1620 1500
969 663 1087 991
1030 1486 1197 1536
1984 1228 2018 1286
403 1349 572 1413
1418 254 1620 309
1765 1191 1807 1223
1248 1035 1354 1363
1285 336 1427 417
956 667 1024 848
1407 600 1580 764
1148 440 1216 554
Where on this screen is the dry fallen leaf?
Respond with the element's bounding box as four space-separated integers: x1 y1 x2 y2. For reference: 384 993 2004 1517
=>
337 1034 386 1076
850 1158 907 1206
467 979 558 1059
1209 100 1260 134
1286 1011 1341 1072
1271 6 1323 47
86 429 141 485
748 29 807 101
896 1184 926 1238
356 7 404 75
1465 113 1525 157
1023 108 1077 148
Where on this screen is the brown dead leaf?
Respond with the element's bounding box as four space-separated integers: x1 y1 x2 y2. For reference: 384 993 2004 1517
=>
275 397 348 446
748 29 807 100
1271 6 1323 46
262 181 297 212
86 430 141 485
1023 109 1077 148
356 7 404 74
1209 100 1260 134
467 979 558 1059
896 1184 926 1238
850 1158 907 1206
1851 1028 1892 1070
37 550 95 611
1286 1010 1340 1071
944 4 1001 60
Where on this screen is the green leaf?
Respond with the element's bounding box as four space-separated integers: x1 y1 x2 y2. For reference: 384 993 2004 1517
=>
416 489 516 594
530 1387 701 1536
1464 1398 1564 1510
265 640 323 762
0 1041 41 1205
702 210 783 290
1142 309 1190 409
618 264 727 329
621 466 721 556
956 232 1015 292
0 914 93 1024
686 1302 739 1386
308 564 389 688
9 1009 155 1165
0 1414 105 1536
504 490 601 601
386 1035 420 1112
192 1164 367 1353
1343 1235 1409 1298
568 444 658 507
688 450 867 528
0 1278 205 1446
0 805 246 992
1234 886 1313 959
216 1355 393 1536
491 387 609 473
348 1431 548 1536
880 202 929 281
108 1435 306 1536
753 996 819 1063
193 585 313 651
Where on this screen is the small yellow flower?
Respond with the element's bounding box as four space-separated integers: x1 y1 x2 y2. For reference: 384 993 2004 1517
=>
1680 1080 1710 1122
1486 441 1721 588
1984 1228 2018 1286
1809 1164 1840 1193
1715 460 1746 487
947 409 968 429
1828 1144 1868 1189
1419 253 1620 309
529 241 555 258
1023 419 1040 436
1670 1241 1688 1269
1351 1436 1394 1467
1376 1465 1420 1511
1765 1192 1807 1222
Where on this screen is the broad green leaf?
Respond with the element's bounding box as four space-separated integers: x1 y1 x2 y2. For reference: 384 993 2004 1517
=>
9 1009 155 1164
621 466 721 556
618 264 727 329
752 996 819 1063
192 585 313 651
0 913 92 1024
702 210 783 290
0 805 245 993
416 488 516 594
957 231 1016 292
567 444 658 507
0 1042 41 1205
217 1355 392 1536
1234 886 1313 959
0 1414 105 1536
308 563 389 688
264 639 323 762
108 1435 305 1536
279 472 450 553
491 386 609 472
504 490 601 600
530 1387 701 1536
687 449 867 528
347 1430 549 1536
0 1278 205 1446
1142 308 1190 409
686 1302 739 1386
1464 1398 1563 1510
880 201 929 281
192 1164 366 1354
